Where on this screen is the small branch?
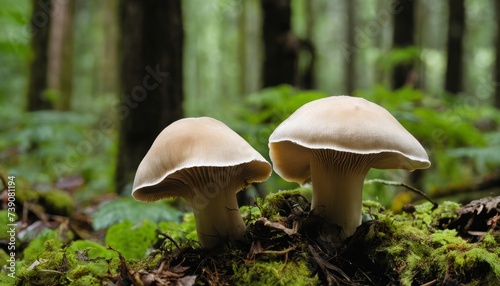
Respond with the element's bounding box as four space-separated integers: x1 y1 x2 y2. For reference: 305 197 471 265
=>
36 269 65 274
156 229 180 249
257 217 298 236
365 179 438 209
259 246 297 256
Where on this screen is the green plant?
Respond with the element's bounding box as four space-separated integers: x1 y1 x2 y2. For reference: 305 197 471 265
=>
104 220 158 260
0 110 116 201
233 85 328 192
92 197 182 230
356 86 500 199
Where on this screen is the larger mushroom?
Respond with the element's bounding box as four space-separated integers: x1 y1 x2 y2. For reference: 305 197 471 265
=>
132 117 272 248
269 96 430 238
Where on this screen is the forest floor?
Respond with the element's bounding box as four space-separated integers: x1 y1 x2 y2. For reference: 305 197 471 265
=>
1 179 500 285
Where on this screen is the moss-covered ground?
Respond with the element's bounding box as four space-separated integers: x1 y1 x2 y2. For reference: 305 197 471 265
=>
1 187 500 285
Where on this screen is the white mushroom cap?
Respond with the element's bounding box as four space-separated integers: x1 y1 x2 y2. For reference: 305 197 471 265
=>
132 117 272 248
269 95 430 184
269 95 430 239
133 117 272 202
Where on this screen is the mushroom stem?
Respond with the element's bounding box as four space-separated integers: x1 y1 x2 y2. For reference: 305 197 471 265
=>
310 150 371 239
188 185 246 248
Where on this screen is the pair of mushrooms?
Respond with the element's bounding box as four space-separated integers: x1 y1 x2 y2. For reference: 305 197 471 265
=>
132 96 430 248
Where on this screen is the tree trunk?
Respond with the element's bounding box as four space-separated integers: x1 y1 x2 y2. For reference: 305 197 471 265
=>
392 0 422 188
97 0 119 96
299 0 315 90
345 0 356 94
392 0 415 90
27 0 53 111
444 0 465 94
115 0 184 194
238 0 249 96
261 0 297 87
495 0 500 108
47 0 75 110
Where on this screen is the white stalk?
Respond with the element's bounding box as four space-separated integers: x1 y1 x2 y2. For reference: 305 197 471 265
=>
189 190 246 248
310 150 372 238
184 168 247 248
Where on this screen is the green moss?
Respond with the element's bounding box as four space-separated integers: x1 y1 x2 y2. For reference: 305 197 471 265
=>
430 229 465 246
0 248 11 266
67 275 101 286
15 185 40 203
232 259 318 285
39 189 74 216
67 262 108 281
17 246 67 285
359 200 500 285
65 240 118 280
21 230 60 263
0 273 15 286
66 240 117 261
240 205 262 223
157 213 198 244
105 220 158 260
464 247 500 276
8 188 500 285
17 238 122 285
0 211 18 240
260 188 310 220
481 233 498 249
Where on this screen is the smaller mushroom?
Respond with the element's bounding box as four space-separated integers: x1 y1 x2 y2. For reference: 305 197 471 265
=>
269 96 430 239
132 117 272 248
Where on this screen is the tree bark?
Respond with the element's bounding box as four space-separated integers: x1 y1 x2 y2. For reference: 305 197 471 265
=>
495 0 500 108
345 0 356 94
115 0 184 194
238 0 249 96
261 0 297 87
47 0 74 110
445 0 465 94
392 0 415 90
299 0 315 90
27 0 53 111
97 0 119 96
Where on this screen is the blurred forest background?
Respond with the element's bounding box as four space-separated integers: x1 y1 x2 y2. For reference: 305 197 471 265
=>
1 0 500 215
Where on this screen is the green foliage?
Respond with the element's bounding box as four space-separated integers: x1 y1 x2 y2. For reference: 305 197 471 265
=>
67 275 101 286
21 230 60 265
231 260 318 285
0 249 11 272
157 213 198 243
66 240 118 262
38 189 74 216
0 110 116 201
104 220 158 260
448 132 500 174
92 197 182 230
8 192 500 285
240 205 262 223
363 201 500 285
376 47 421 72
0 0 30 113
17 248 68 286
16 237 120 286
357 85 500 195
234 85 327 159
0 210 17 240
259 188 311 220
234 85 327 192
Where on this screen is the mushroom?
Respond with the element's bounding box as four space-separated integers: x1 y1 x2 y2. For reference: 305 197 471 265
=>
132 117 272 248
268 96 430 238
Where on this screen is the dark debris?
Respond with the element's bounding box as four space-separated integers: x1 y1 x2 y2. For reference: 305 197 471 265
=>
447 196 500 240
